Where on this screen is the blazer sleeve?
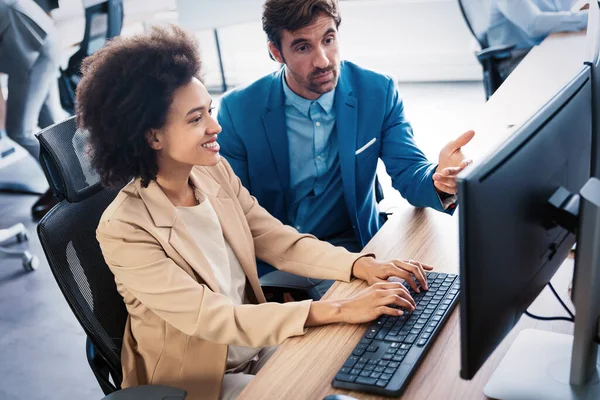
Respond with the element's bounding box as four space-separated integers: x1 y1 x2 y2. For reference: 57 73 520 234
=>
379 77 454 215
97 219 312 348
217 96 251 190
220 158 368 282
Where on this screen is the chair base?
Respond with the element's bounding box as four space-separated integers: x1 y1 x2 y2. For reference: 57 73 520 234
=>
0 223 39 272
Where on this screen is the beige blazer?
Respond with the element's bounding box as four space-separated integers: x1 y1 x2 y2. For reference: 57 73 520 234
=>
96 158 365 400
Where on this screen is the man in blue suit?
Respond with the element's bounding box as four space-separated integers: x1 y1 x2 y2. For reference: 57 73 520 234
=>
218 0 473 299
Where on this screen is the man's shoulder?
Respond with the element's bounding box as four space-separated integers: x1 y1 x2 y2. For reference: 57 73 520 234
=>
220 70 279 108
340 61 395 91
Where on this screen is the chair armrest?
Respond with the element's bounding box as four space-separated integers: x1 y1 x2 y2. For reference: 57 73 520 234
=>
101 385 187 400
475 44 517 61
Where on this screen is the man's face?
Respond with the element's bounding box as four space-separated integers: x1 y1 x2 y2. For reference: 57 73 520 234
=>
270 14 340 100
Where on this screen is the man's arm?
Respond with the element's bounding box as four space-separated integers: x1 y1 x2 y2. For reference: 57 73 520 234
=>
496 0 588 38
379 78 452 214
217 97 251 190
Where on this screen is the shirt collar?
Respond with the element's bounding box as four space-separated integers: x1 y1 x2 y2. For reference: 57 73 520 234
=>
282 71 335 117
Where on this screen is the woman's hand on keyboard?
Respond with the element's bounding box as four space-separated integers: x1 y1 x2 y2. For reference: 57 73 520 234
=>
352 256 433 292
339 282 416 324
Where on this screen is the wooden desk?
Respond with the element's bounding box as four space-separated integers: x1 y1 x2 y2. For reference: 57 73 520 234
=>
238 31 587 400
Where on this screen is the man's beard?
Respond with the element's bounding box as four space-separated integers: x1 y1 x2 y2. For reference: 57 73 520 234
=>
289 65 339 96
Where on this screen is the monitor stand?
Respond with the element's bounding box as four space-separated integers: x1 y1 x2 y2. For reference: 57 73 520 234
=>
484 329 600 400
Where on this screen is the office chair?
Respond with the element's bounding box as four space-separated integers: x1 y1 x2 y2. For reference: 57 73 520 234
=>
0 223 39 271
457 0 516 99
35 117 185 399
59 0 124 114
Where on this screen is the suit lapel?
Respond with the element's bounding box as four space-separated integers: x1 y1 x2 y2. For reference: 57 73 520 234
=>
191 168 267 303
137 178 220 293
262 68 291 203
335 70 360 230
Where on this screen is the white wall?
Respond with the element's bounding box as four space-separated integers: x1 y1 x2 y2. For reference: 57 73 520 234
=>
177 0 483 88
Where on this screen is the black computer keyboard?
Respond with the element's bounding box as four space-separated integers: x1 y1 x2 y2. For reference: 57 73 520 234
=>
332 271 460 397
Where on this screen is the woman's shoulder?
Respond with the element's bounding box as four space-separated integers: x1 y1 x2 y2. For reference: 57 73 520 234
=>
97 181 150 237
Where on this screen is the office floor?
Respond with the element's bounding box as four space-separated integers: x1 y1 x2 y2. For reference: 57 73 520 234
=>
0 80 484 400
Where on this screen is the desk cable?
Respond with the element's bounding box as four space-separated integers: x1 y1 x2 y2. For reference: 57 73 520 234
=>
524 282 575 323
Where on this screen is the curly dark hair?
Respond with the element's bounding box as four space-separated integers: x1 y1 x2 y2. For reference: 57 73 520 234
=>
263 0 341 52
76 25 202 188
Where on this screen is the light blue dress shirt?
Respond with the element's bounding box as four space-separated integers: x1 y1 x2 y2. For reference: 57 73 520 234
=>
282 75 354 242
488 0 588 49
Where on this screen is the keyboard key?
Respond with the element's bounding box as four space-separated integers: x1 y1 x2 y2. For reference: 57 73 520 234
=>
422 333 431 339
374 366 386 373
389 342 400 348
365 328 379 339
386 348 396 354
350 368 361 375
425 326 434 333
392 354 404 362
364 364 375 371
360 370 372 377
405 334 418 344
343 356 359 368
353 348 365 356
370 372 383 379
376 379 389 388
340 367 351 374
356 377 377 385
359 357 369 364
381 373 393 381
400 344 410 350
384 367 396 375
368 359 378 365
366 345 379 352
377 360 389 367
417 338 428 347
432 316 442 322
359 338 372 345
336 373 357 383
375 329 390 340
388 362 400 368
385 334 403 342
382 354 393 361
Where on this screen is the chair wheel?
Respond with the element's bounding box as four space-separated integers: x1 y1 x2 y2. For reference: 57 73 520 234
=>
22 253 39 272
16 232 28 243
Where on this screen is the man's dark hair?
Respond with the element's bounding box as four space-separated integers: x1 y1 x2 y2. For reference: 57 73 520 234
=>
76 25 202 188
262 0 341 53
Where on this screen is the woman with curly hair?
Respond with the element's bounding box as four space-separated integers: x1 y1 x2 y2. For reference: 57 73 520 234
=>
78 26 431 400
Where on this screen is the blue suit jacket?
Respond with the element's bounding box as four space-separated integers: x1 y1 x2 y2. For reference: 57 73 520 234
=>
218 61 453 250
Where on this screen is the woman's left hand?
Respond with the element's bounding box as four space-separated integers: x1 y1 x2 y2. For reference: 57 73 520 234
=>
352 256 434 293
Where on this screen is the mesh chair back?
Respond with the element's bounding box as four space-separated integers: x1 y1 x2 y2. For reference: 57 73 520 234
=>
458 0 492 48
36 118 127 386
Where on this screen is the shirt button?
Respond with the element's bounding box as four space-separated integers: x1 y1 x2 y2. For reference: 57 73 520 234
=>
315 121 321 127
317 155 322 161
296 225 301 230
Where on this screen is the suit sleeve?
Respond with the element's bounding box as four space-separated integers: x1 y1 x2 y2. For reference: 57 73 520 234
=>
379 77 454 215
217 96 251 190
97 219 312 347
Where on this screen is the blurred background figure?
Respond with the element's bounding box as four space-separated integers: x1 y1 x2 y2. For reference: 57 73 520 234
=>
0 0 66 219
487 0 589 80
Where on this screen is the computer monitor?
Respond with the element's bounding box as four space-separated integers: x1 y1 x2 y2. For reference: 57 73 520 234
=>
588 1 600 177
458 62 600 399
